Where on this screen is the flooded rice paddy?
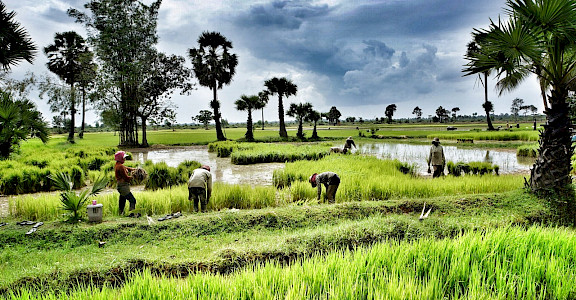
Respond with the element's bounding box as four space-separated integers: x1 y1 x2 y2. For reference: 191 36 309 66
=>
0 143 532 217
130 143 533 185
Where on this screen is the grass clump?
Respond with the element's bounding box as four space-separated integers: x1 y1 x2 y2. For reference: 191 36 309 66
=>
446 161 499 176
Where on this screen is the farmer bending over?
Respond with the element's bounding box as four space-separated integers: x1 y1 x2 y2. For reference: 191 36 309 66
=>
309 172 340 204
114 151 137 216
188 165 212 212
343 136 357 153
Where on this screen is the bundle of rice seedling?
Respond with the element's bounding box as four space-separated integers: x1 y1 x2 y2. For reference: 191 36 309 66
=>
132 167 148 183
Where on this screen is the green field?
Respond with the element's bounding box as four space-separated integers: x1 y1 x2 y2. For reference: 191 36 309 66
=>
1 123 574 299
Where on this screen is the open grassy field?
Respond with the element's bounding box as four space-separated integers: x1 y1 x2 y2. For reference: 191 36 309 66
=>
2 122 574 299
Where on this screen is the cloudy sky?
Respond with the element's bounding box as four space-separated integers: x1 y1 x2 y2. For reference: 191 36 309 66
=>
5 0 543 125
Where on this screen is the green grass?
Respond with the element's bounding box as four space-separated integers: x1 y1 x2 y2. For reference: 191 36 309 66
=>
6 225 576 299
0 190 551 296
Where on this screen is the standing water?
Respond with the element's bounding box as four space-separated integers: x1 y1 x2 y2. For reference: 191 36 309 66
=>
129 146 285 186
357 143 533 175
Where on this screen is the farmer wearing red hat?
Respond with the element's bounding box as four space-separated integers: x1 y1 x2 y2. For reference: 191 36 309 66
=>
114 151 138 216
187 165 212 212
309 172 340 204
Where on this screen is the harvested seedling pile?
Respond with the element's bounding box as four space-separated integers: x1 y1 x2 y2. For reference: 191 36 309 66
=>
132 168 148 183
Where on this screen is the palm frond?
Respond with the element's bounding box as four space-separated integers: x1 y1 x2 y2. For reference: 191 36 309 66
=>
49 172 73 191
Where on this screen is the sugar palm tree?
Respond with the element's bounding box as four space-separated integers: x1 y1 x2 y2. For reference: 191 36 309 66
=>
264 77 297 138
44 31 90 143
235 94 264 141
188 31 238 141
287 102 313 139
258 91 269 130
463 0 576 205
0 2 36 72
465 34 495 130
306 110 321 139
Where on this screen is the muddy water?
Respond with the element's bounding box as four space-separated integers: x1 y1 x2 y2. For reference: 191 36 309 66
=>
356 143 533 175
129 146 285 186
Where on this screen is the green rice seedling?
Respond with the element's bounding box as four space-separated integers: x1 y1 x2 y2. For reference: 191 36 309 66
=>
144 162 185 190
275 155 519 201
517 143 539 157
447 161 499 176
210 182 279 209
430 130 539 142
230 143 330 164
176 160 201 180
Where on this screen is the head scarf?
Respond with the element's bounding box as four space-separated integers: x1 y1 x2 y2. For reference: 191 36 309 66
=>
201 165 211 171
114 151 126 162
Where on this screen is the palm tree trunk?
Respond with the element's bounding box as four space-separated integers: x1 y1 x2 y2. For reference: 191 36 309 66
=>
246 109 254 141
141 116 149 147
79 88 86 138
212 86 225 141
278 95 287 138
261 108 265 130
312 122 318 139
68 83 76 143
483 73 494 131
297 118 303 138
530 88 575 222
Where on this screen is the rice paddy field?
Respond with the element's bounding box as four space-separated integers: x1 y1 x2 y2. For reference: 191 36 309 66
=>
1 123 575 299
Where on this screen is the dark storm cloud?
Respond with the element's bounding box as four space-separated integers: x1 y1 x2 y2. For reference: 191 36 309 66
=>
230 0 507 106
237 0 332 29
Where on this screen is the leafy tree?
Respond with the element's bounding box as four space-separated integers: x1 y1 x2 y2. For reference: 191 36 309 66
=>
193 110 213 129
138 52 192 147
306 110 321 139
451 107 460 121
44 31 90 143
463 0 576 205
235 94 264 141
345 116 356 123
0 2 36 71
287 102 313 139
0 91 49 159
435 106 449 123
465 33 495 130
412 106 422 121
327 106 341 125
385 104 397 123
264 77 297 138
188 31 238 141
521 104 537 118
510 98 524 121
69 0 162 146
257 91 269 130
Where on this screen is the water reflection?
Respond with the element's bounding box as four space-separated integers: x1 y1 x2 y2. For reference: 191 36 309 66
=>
357 143 533 175
130 146 284 186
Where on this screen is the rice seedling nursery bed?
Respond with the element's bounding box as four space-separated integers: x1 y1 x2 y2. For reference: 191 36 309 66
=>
1 125 574 299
